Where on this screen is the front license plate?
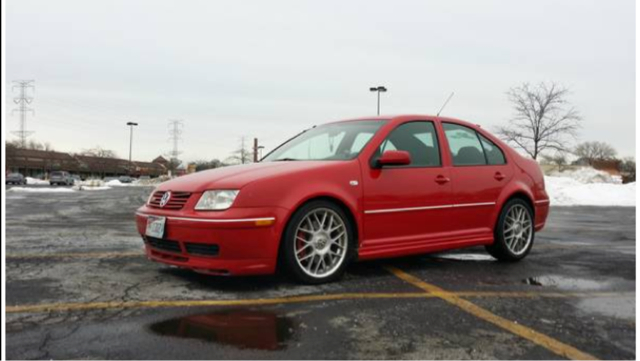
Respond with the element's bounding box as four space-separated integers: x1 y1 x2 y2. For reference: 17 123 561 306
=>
145 216 166 239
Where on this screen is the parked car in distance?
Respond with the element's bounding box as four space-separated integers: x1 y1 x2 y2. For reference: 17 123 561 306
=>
119 176 134 183
6 173 27 185
50 171 74 186
103 176 118 183
70 175 82 184
135 115 550 284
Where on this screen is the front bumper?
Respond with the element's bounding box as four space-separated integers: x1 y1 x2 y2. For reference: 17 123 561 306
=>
135 205 289 276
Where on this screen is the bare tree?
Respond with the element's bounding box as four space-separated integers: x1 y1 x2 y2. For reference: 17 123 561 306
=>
620 157 635 183
541 151 569 172
498 82 582 160
574 141 617 166
193 159 224 171
81 146 117 158
226 137 253 165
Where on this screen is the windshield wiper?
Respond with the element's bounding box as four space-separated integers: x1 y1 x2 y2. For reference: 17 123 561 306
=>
273 158 300 161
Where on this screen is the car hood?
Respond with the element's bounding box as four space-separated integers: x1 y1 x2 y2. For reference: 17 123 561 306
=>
155 161 346 193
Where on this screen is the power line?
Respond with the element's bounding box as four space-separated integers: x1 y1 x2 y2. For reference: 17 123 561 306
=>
11 80 35 147
167 119 184 163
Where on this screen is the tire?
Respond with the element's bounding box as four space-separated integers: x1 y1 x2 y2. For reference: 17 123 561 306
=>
485 198 534 262
281 200 355 284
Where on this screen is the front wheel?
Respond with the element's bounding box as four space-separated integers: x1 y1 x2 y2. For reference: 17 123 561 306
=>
282 201 354 284
485 199 534 261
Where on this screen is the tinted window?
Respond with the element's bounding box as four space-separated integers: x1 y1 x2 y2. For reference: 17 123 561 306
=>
443 123 486 166
378 121 441 167
478 134 506 165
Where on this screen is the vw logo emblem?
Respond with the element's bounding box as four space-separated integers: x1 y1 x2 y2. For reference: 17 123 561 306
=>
159 191 171 208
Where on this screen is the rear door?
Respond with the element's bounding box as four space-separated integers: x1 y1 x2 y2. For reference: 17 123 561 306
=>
442 122 513 235
361 120 453 250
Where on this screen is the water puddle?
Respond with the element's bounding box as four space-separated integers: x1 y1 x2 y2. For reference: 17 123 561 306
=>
433 253 495 262
523 275 607 290
149 309 294 350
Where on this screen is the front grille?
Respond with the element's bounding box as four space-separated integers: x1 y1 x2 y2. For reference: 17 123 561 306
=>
185 242 220 257
148 191 191 210
146 236 182 253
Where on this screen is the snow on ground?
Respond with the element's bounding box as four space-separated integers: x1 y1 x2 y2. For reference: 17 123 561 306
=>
8 187 75 193
26 177 49 185
545 167 635 207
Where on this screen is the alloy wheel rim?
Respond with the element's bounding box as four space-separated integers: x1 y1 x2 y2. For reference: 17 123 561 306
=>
294 208 348 278
503 204 533 255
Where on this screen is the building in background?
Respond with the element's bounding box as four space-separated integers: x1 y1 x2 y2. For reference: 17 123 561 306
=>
6 147 168 179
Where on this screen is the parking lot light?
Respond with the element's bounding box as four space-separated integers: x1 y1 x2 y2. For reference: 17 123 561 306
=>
369 86 387 115
126 122 138 174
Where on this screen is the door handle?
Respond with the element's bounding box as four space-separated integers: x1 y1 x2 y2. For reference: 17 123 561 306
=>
435 175 450 184
494 172 505 181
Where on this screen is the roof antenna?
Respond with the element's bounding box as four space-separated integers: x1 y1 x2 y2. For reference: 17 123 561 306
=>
436 92 455 116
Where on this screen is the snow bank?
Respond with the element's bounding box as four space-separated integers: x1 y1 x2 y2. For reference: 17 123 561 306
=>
106 179 157 187
8 187 75 193
26 177 49 185
547 167 622 184
545 167 635 206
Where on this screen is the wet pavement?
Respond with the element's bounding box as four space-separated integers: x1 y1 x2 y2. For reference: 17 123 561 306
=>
4 186 636 359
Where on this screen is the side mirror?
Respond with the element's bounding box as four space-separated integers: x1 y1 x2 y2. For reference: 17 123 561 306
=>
376 150 411 168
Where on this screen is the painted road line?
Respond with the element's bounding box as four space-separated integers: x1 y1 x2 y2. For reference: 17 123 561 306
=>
6 293 431 313
386 266 598 360
6 290 632 314
6 251 143 260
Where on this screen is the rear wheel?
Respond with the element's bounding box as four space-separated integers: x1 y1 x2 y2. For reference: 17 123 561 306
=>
485 199 534 261
282 200 354 284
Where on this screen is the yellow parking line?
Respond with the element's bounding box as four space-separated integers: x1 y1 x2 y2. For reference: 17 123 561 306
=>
6 292 431 313
6 251 143 260
6 290 631 315
386 266 598 360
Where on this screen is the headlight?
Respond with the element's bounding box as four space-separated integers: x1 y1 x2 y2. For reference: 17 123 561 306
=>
195 190 239 210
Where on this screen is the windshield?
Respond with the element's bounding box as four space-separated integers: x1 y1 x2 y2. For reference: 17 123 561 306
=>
263 120 386 162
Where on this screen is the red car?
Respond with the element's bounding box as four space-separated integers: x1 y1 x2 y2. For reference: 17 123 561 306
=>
136 115 549 284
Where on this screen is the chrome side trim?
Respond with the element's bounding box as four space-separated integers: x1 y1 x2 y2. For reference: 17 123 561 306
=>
136 212 275 223
364 201 496 215
452 202 496 208
535 199 550 204
364 204 453 214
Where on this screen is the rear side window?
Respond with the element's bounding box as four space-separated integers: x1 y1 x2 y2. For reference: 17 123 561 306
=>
443 123 486 166
378 121 441 167
478 134 506 165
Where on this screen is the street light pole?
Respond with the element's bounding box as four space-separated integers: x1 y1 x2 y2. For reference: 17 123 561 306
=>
126 122 138 174
369 86 388 115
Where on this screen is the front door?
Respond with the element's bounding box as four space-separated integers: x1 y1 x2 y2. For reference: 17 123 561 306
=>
361 121 453 252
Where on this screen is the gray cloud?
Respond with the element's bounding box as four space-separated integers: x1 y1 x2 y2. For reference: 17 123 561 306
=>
6 0 635 161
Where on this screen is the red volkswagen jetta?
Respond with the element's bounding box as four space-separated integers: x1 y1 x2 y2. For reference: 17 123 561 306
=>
136 115 549 284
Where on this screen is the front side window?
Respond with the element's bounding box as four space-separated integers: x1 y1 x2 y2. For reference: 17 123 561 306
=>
443 123 487 166
263 120 385 161
377 121 441 167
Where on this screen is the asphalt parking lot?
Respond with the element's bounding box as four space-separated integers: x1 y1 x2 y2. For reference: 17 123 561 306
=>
4 185 636 360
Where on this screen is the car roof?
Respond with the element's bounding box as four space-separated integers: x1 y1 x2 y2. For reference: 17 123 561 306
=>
328 114 480 129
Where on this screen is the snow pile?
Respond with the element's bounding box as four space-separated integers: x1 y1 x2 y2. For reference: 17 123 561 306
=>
26 177 49 185
73 179 111 191
545 167 635 206
105 179 127 186
547 167 622 184
8 187 75 193
106 179 158 187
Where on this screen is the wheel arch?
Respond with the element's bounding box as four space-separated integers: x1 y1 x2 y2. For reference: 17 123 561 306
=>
276 194 361 269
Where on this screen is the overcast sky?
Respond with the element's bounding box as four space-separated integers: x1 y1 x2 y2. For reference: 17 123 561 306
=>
5 0 635 162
